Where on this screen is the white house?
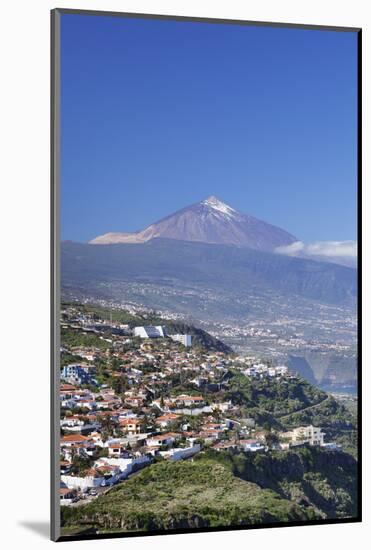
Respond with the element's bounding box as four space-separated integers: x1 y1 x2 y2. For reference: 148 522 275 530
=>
95 455 150 479
239 439 266 452
154 413 179 428
108 443 128 458
212 401 233 413
60 417 84 429
60 397 78 410
61 469 104 490
60 434 91 447
146 433 176 447
173 395 204 407
161 444 201 461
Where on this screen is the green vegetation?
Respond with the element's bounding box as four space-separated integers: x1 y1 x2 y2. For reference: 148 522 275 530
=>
61 326 111 350
63 303 141 324
222 371 357 457
336 394 358 416
280 395 357 457
61 446 357 535
61 350 85 367
165 322 232 353
69 456 92 476
281 395 355 430
202 447 357 519
61 457 311 535
226 370 355 429
226 370 325 419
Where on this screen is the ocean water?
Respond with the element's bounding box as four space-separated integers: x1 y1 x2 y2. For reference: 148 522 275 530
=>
320 385 358 397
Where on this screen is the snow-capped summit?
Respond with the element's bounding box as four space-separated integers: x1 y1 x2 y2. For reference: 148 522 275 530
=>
89 195 297 251
201 195 238 218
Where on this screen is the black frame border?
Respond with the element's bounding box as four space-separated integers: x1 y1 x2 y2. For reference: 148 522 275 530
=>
51 7 362 543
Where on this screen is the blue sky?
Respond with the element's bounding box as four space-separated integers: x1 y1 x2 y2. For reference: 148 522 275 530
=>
61 14 358 243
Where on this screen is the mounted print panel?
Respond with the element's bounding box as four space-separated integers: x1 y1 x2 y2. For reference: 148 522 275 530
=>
51 9 361 542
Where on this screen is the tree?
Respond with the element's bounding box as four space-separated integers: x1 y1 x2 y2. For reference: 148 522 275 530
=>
262 422 272 433
97 447 109 458
113 376 129 395
70 455 91 475
265 432 279 447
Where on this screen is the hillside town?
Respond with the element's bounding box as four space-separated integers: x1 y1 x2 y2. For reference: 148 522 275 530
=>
60 304 341 506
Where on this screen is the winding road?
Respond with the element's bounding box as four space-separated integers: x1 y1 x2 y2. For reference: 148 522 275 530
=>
276 396 329 421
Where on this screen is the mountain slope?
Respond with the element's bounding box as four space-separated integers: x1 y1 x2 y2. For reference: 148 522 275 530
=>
62 238 356 307
207 447 358 519
90 196 297 252
61 458 313 535
61 447 357 535
62 302 233 354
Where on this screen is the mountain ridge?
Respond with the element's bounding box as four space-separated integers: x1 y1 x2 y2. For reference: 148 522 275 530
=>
62 238 356 307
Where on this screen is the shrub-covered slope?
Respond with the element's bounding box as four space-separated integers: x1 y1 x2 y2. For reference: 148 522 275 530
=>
61 459 312 535
61 445 357 536
205 447 358 519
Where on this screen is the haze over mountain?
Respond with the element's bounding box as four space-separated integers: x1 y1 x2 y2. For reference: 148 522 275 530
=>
90 196 297 252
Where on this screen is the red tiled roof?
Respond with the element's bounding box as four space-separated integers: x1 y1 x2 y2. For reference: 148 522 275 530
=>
155 413 179 422
61 434 89 443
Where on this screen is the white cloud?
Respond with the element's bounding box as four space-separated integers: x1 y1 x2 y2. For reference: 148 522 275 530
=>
275 240 357 265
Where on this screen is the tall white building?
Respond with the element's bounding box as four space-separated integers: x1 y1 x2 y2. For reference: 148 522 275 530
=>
169 334 192 347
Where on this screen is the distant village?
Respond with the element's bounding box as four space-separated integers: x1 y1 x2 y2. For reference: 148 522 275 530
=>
60 304 340 506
